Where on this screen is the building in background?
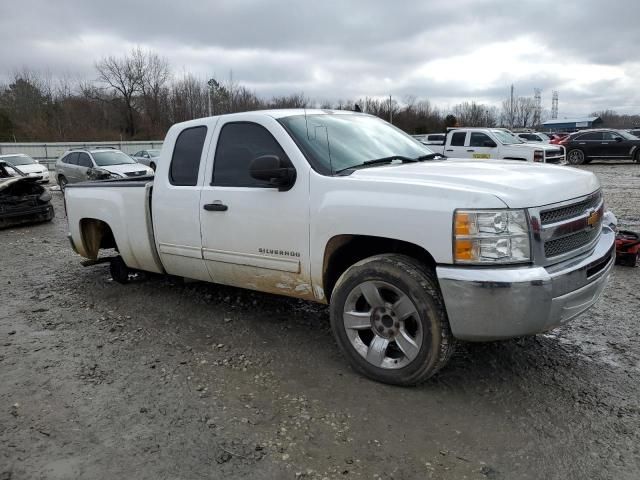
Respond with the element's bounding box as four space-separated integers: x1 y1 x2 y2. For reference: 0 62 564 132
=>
541 116 602 133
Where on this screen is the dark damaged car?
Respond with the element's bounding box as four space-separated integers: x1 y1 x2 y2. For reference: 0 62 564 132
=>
0 161 54 228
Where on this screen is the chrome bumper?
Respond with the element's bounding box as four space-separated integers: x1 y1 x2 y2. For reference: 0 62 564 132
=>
436 226 615 341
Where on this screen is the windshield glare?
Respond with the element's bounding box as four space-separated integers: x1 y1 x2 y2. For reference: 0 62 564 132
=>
618 130 637 140
5 155 36 166
92 151 136 166
492 130 524 144
278 114 435 174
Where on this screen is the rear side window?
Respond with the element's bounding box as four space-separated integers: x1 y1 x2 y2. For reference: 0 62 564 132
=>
212 122 292 188
77 152 93 168
170 126 207 186
576 132 603 141
450 131 466 146
64 152 79 165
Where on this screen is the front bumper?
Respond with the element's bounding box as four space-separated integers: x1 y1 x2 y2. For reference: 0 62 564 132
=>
436 226 615 341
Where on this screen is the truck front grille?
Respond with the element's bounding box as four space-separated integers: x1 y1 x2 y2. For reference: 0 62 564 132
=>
544 227 600 258
540 191 602 225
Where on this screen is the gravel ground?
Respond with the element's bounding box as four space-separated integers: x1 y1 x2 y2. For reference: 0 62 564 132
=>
1 161 639 480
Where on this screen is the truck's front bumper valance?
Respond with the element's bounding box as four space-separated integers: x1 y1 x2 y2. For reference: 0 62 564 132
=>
436 226 615 341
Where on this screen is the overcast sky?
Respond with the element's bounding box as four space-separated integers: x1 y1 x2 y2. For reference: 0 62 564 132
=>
2 0 639 116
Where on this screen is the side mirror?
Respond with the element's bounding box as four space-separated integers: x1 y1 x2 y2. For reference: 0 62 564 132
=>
249 155 296 191
614 136 623 142
483 140 497 148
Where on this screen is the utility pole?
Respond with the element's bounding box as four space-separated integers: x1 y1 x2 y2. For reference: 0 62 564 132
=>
551 91 559 119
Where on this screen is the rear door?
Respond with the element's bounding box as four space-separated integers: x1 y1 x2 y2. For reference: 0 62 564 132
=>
153 124 212 282
573 131 603 158
62 152 80 182
199 116 313 299
444 131 468 157
76 152 93 181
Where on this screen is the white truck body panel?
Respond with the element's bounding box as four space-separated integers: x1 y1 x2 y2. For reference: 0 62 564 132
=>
64 109 604 310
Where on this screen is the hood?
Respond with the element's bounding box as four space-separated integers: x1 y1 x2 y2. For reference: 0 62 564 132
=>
102 163 149 175
508 143 557 150
350 159 600 208
7 163 47 173
0 176 39 193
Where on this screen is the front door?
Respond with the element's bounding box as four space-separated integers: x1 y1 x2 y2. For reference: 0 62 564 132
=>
601 131 633 159
468 131 497 159
199 118 313 299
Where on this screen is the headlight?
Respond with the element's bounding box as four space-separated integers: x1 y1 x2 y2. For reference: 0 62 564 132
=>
453 209 531 264
145 168 154 175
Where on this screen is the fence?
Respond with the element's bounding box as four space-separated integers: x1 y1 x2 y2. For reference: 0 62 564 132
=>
0 141 164 171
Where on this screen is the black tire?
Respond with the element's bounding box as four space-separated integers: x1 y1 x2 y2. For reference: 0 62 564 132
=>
635 151 640 164
150 162 156 171
329 254 455 386
58 175 68 191
567 149 586 165
110 256 130 284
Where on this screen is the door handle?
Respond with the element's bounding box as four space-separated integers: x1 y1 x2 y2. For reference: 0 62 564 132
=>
203 203 228 212
446 149 454 152
466 149 475 152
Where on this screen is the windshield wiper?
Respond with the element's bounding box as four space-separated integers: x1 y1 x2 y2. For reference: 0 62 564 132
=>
335 155 418 174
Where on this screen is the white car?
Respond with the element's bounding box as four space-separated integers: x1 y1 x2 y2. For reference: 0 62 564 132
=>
64 109 613 385
0 153 50 183
131 149 161 170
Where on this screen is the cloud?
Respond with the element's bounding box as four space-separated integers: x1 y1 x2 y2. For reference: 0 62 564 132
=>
1 0 639 115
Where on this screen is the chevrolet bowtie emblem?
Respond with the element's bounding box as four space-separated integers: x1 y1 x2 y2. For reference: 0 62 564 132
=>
587 209 601 228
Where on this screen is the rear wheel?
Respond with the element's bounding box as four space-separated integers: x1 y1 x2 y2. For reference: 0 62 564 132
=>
567 149 585 165
110 256 130 284
58 175 68 191
329 254 455 386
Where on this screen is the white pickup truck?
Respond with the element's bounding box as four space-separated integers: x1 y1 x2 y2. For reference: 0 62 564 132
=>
433 128 565 163
65 110 613 385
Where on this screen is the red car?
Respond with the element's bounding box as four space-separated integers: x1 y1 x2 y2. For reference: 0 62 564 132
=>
549 133 569 144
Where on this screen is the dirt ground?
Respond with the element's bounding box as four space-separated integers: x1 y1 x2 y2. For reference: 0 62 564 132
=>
1 162 639 480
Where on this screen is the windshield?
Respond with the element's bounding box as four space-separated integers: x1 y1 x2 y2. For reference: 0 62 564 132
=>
492 130 524 144
4 155 36 166
92 151 136 166
278 114 436 174
537 133 551 141
148 150 161 157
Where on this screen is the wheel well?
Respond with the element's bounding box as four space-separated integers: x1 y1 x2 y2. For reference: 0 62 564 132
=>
79 218 117 260
322 235 436 301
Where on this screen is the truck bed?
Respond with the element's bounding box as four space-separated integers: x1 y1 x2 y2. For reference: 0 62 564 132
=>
65 178 164 274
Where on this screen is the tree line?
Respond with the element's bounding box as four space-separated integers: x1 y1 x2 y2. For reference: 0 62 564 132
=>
1 48 638 142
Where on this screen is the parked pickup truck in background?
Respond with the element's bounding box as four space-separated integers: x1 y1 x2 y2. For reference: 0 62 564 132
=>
65 110 613 385
435 127 565 163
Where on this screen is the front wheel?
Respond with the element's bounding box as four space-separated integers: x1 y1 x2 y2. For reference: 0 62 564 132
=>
150 162 156 171
58 175 68 191
635 151 640 164
567 149 586 165
329 254 455 386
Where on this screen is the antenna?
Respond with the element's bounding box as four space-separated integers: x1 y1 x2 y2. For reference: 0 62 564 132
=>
551 91 559 119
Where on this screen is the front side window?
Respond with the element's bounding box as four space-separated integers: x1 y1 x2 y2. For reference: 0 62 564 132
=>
213 122 292 187
470 132 493 147
278 113 434 174
170 126 207 186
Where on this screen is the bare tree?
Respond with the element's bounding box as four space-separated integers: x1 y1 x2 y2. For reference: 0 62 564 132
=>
515 96 536 128
95 48 146 136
